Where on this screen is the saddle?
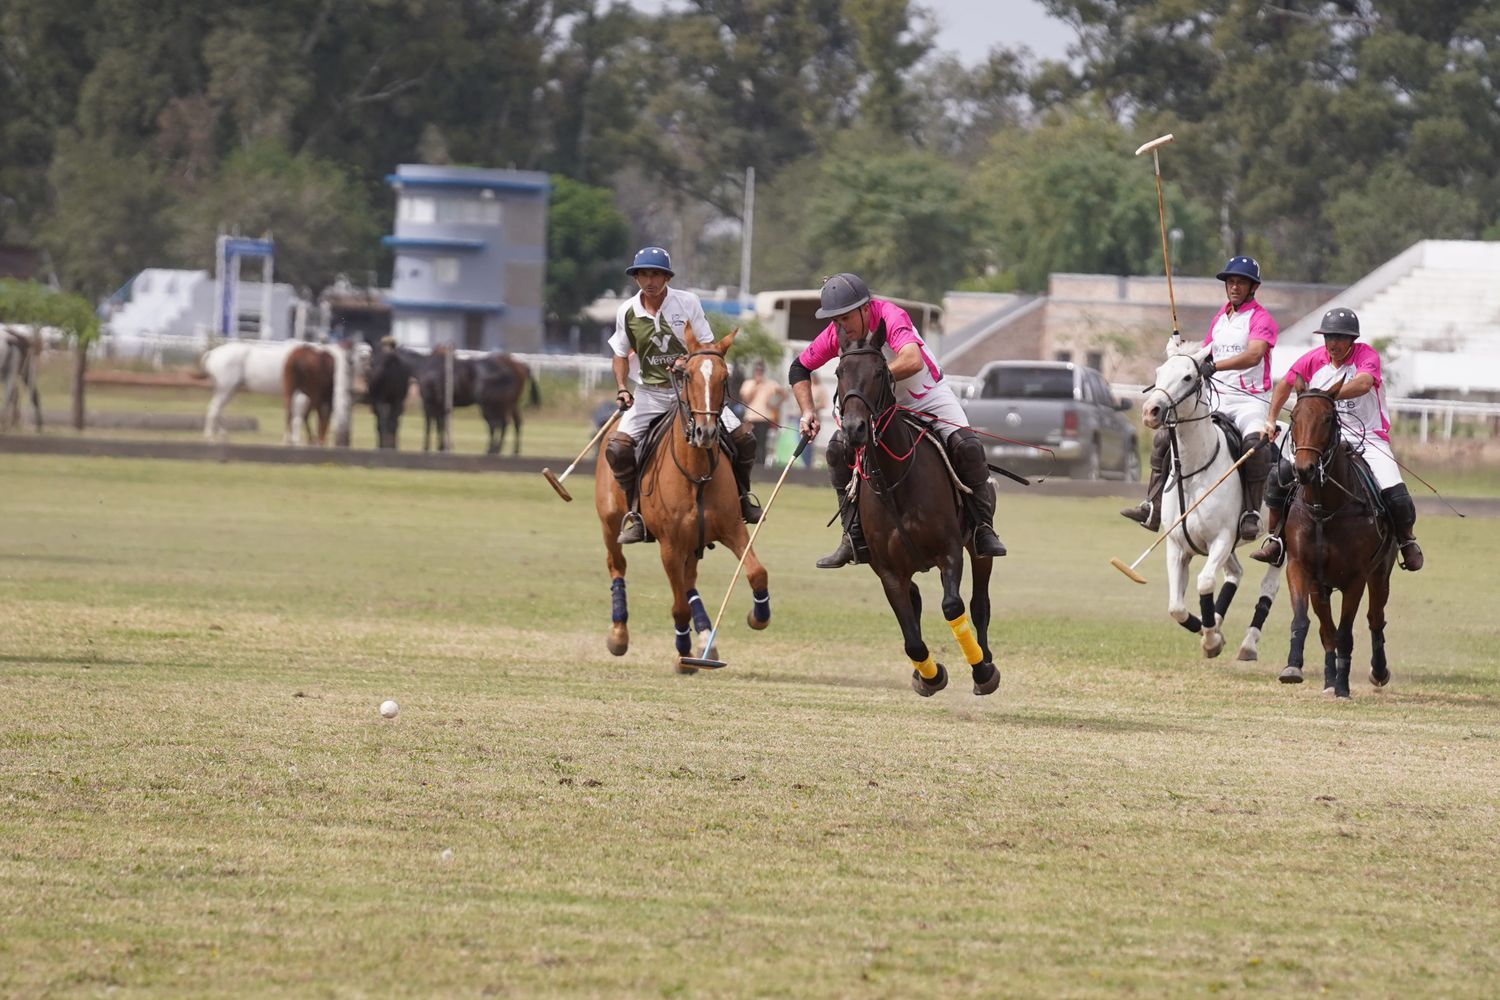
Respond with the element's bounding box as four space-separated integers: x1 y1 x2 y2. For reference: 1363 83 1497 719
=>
843 411 970 559
1292 441 1383 518
629 411 741 546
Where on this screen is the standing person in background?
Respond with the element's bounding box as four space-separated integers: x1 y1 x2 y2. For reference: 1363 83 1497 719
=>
1121 255 1279 540
740 360 786 466
1250 307 1424 571
604 246 762 544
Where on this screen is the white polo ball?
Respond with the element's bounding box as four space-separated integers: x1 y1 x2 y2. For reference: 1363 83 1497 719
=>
379 700 400 719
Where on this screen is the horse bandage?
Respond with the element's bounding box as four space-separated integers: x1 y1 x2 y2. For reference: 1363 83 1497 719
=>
910 654 939 681
946 612 984 666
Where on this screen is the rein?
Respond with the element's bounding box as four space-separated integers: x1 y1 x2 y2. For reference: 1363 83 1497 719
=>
1146 364 1220 556
837 345 930 562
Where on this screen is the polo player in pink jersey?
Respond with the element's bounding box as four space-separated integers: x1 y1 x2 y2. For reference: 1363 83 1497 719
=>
1122 255 1280 541
787 272 1005 569
1250 307 1424 571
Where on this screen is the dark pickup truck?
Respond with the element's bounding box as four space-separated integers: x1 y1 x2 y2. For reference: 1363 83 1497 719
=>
960 361 1140 480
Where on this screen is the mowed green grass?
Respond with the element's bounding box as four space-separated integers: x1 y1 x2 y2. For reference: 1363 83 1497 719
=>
2 454 1499 997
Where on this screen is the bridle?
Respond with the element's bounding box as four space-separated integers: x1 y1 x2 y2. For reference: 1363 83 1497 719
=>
1142 357 1213 430
835 345 897 442
667 348 728 444
1291 391 1341 487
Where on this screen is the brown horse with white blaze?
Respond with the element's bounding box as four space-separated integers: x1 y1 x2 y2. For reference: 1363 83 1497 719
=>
593 328 770 670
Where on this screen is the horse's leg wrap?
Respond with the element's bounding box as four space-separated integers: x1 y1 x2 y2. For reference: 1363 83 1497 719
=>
1249 594 1272 632
727 425 762 523
1199 591 1217 630
1178 614 1203 634
674 625 692 656
610 577 628 624
1214 580 1239 623
949 429 1006 557
751 588 770 624
1121 428 1169 530
1381 484 1423 571
1323 650 1337 692
945 611 985 667
910 652 940 681
606 433 646 544
686 588 712 634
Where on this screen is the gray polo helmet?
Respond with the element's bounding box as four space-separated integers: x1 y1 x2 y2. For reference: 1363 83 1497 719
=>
814 272 872 319
1216 255 1261 284
1316 307 1360 338
625 246 674 277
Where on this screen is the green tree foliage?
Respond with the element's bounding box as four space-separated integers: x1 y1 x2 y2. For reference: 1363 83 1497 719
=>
0 278 102 428
545 175 631 322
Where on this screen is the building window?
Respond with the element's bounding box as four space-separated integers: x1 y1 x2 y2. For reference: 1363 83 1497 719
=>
395 316 431 347
1086 350 1104 372
431 317 458 345
436 198 501 226
433 257 460 285
1054 350 1073 363
399 196 436 223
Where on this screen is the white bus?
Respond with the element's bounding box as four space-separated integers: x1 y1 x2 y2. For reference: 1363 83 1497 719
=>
751 289 944 352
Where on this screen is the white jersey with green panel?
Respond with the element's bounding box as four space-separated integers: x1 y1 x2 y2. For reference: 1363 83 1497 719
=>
607 286 740 438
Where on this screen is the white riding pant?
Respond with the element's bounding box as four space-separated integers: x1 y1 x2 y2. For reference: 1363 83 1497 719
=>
1216 391 1270 439
617 384 741 441
1350 433 1403 490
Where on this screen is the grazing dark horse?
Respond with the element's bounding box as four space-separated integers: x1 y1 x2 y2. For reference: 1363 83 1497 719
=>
592 328 770 670
834 320 999 697
1276 380 1396 699
415 349 539 454
282 343 352 446
364 341 416 449
1 326 43 432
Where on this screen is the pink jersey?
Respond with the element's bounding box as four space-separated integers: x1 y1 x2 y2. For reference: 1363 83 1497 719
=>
797 299 943 402
1285 342 1391 442
1204 299 1277 394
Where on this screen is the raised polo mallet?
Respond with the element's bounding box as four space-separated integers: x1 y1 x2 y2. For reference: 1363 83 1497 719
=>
542 405 623 502
1134 132 1181 339
679 432 811 669
1110 430 1276 584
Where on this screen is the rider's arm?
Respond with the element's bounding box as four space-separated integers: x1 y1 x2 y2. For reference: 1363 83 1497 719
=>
1334 372 1375 399
887 343 924 381
1263 374 1300 436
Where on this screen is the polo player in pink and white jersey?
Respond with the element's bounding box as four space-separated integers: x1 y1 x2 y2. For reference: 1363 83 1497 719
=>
787 272 1005 569
1249 307 1423 572
1122 254 1280 541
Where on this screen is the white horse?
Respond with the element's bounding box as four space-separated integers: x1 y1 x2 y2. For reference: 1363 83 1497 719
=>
202 340 354 445
1140 340 1281 660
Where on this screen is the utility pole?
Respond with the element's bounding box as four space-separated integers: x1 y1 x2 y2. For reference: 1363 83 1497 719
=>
739 166 755 309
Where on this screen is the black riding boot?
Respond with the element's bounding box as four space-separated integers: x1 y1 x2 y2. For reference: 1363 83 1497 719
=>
1250 458 1294 566
816 433 861 569
1238 432 1272 541
1382 483 1424 571
606 433 646 544
728 425 763 525
950 429 1007 557
1121 428 1169 531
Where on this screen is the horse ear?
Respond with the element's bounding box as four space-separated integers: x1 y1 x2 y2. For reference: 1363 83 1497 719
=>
872 318 887 352
1326 375 1346 398
714 327 739 354
1193 344 1213 364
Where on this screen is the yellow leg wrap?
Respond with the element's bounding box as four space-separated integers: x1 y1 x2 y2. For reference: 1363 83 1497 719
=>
910 654 938 680
948 612 984 667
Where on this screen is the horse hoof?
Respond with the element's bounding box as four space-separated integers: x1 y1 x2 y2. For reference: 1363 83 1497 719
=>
675 659 699 675
972 662 1000 696
1235 644 1258 662
1202 634 1224 659
606 626 629 657
746 608 769 631
1278 666 1303 684
911 663 948 697
1370 668 1390 688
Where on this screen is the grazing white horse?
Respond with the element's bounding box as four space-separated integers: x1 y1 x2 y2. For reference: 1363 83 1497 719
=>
203 341 353 444
1141 340 1281 660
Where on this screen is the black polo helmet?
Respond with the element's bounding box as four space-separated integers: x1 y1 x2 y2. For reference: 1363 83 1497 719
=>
1216 255 1261 284
814 272 872 319
1316 307 1360 338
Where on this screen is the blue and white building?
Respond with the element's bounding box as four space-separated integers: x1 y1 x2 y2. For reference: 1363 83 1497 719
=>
384 164 548 352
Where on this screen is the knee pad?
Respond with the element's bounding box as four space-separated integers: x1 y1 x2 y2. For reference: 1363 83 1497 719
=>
948 428 985 465
605 434 636 474
730 424 756 461
1265 459 1294 508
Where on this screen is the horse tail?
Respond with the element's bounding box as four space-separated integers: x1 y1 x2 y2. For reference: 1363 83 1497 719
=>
526 364 540 408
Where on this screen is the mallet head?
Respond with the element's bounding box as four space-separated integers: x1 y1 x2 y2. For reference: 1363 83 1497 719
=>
541 468 573 501
1134 133 1175 157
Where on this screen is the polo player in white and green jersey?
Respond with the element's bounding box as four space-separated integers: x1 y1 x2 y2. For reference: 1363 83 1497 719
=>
605 246 761 545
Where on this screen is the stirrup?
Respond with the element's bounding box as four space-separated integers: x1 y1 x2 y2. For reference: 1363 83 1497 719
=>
815 534 856 569
1399 539 1424 572
1119 500 1159 532
617 511 647 545
1250 535 1284 567
972 526 1007 558
740 492 763 524
1238 510 1261 542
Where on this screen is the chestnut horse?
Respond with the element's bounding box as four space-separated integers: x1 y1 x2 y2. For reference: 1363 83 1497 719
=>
283 343 353 446
833 320 999 697
592 328 770 671
1276 381 1396 698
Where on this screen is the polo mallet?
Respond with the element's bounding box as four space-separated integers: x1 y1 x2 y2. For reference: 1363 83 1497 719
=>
679 431 811 669
1109 429 1277 584
1134 132 1180 339
542 405 623 502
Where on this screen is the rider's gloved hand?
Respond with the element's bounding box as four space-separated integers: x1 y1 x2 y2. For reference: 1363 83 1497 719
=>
616 387 634 409
1198 355 1218 378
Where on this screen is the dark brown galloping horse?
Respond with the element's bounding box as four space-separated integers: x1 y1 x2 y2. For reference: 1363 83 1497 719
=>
835 321 999 698
593 328 770 671
1277 380 1396 698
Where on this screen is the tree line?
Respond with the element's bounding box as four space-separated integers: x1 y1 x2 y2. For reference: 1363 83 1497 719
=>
2 0 1497 316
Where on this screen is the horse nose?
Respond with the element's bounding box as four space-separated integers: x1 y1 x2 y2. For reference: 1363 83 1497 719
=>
845 417 868 446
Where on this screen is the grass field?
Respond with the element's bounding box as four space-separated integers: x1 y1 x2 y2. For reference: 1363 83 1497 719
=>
2 452 1498 997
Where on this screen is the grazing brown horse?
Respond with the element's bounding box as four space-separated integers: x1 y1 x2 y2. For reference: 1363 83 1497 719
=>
1276 380 1396 698
283 343 351 446
415 349 539 454
593 328 770 670
835 321 999 697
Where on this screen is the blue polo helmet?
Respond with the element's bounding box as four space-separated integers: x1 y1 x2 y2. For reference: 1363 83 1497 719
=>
814 272 872 319
625 246 674 277
1216 255 1261 284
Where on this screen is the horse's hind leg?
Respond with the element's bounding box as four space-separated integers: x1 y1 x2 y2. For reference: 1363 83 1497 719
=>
966 554 998 694
1368 567 1392 688
1238 563 1282 662
1309 587 1339 694
721 525 770 631
944 553 997 696
1332 582 1366 700
876 571 946 697
205 386 235 441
